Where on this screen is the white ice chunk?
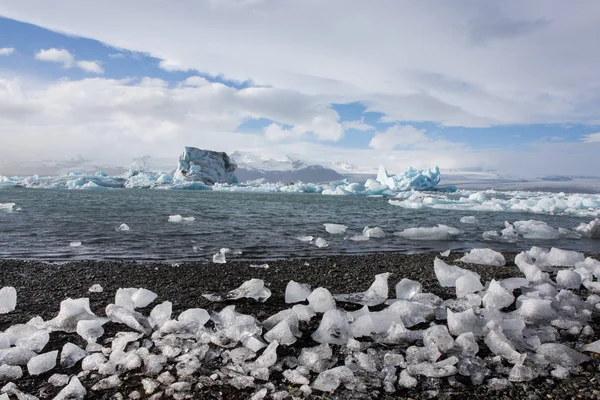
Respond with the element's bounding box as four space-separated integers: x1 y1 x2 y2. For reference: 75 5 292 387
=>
292 304 316 321
0 347 36 366
298 343 334 373
434 258 480 287
484 329 525 364
334 272 390 306
45 298 102 333
395 278 422 300
556 270 582 289
53 376 86 400
178 308 210 328
455 274 484 298
0 365 22 380
348 234 369 241
311 366 353 392
517 298 557 323
0 287 17 314
212 251 226 264
105 304 152 335
297 235 314 242
515 252 547 282
398 369 417 388
454 332 479 357
323 223 347 234
575 218 600 239
363 226 386 238
27 350 58 375
307 288 336 313
312 309 352 345
70 241 82 247
264 321 297 346
580 339 600 353
203 278 271 302
116 223 130 231
482 280 515 309
396 224 460 241
131 288 158 308
440 249 451 257
15 330 49 353
423 325 454 352
535 247 585 267
150 301 172 328
76 320 104 344
460 216 478 224
314 238 329 248
447 309 484 336
514 220 559 239
459 248 506 266
168 215 195 222
60 343 87 368
88 284 103 293
538 343 589 367
285 281 311 304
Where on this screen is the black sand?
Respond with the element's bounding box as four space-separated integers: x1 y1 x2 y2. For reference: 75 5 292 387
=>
0 252 599 399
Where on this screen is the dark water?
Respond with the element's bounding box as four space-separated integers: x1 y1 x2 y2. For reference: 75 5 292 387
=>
0 188 597 262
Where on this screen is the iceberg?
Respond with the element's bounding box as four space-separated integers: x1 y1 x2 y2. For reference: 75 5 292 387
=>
376 165 449 191
174 147 237 184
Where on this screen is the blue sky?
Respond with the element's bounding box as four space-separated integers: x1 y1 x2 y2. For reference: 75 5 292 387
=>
1 2 600 176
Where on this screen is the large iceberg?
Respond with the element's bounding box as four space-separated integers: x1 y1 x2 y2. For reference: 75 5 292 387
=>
376 165 451 192
174 147 237 184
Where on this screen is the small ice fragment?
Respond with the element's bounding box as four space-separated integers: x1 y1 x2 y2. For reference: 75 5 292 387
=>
447 309 484 336
334 272 390 306
254 340 279 368
307 288 336 313
105 304 152 335
15 330 49 353
53 376 86 400
348 234 369 241
70 241 82 247
168 215 195 222
92 375 122 390
0 287 17 314
48 373 70 387
315 238 329 248
249 263 269 269
537 343 589 367
454 332 479 357
460 216 478 224
131 288 158 308
212 252 226 264
517 298 556 323
88 284 103 293
398 369 418 388
60 343 87 368
455 274 483 298
312 309 352 345
395 278 422 300
297 236 314 242
482 280 514 309
116 223 130 231
508 364 537 382
150 301 172 328
311 366 353 392
115 288 137 309
556 270 581 289
423 325 454 353
76 320 104 344
81 353 107 371
484 329 525 364
396 224 460 241
363 226 385 238
440 249 451 257
178 308 210 328
434 258 480 287
323 223 348 234
264 321 297 345
204 278 271 302
459 248 506 267
285 281 312 304
27 350 58 375
551 366 570 379
0 365 22 380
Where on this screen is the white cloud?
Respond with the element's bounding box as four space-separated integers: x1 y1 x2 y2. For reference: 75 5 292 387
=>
108 53 125 58
369 125 431 150
182 76 210 87
35 48 103 74
2 1 600 126
342 119 375 131
582 132 600 142
35 48 74 67
263 123 304 142
76 60 104 74
0 47 15 56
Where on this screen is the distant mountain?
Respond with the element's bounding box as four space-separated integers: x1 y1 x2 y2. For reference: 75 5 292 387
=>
230 151 343 183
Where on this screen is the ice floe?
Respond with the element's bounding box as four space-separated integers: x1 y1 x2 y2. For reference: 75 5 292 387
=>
395 225 461 241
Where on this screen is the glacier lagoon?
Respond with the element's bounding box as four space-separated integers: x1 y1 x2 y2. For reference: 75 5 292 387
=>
0 188 598 262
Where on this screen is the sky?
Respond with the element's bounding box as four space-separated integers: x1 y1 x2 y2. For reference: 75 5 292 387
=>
1 0 600 177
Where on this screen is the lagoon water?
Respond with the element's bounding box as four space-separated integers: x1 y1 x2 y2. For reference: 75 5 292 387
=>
0 188 598 262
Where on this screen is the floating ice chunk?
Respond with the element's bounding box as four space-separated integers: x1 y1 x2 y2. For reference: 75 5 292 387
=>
459 248 506 267
423 325 454 353
535 247 585 267
484 329 526 364
398 369 418 388
88 284 103 293
455 274 484 298
168 215 195 222
69 241 82 247
149 301 172 328
538 343 589 367
131 288 158 308
285 281 311 304
334 273 390 306
556 270 582 289
0 203 15 212
396 225 460 241
60 343 87 368
323 223 347 234
15 330 49 353
454 332 479 357
377 164 442 191
212 248 229 263
297 235 314 242
0 365 22 380
45 298 102 333
312 309 352 345
307 288 336 313
203 278 271 302
514 220 559 239
348 234 369 241
482 280 515 309
363 226 385 238
27 350 58 375
575 218 600 239
314 238 329 248
434 258 480 287
558 228 582 239
116 223 130 231
311 366 354 392
53 376 86 400
105 304 152 335
517 298 557 323
440 249 451 257
0 287 16 314
447 309 484 336
460 216 478 224
395 278 422 300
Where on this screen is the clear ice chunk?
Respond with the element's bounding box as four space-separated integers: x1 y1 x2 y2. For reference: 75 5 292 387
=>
203 279 271 302
315 238 329 248
434 258 480 287
395 278 422 300
285 281 311 304
307 288 336 313
45 298 103 333
311 366 353 392
105 304 152 335
53 376 86 400
0 287 17 314
334 273 390 306
88 284 103 293
312 309 352 345
455 274 484 298
537 343 589 367
459 248 506 266
60 343 87 368
323 223 348 234
556 270 581 289
27 350 58 375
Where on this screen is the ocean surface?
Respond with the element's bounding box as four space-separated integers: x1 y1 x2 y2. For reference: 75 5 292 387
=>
1 188 598 262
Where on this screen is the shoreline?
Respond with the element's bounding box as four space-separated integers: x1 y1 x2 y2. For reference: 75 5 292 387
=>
0 251 599 399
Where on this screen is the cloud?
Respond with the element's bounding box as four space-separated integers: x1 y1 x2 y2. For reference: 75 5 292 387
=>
263 123 304 142
0 47 15 56
342 119 375 131
2 1 600 127
108 53 125 58
369 125 432 150
583 133 600 142
76 60 104 74
34 48 103 74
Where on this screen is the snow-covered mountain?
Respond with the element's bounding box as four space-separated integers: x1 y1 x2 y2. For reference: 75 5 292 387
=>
230 151 343 183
